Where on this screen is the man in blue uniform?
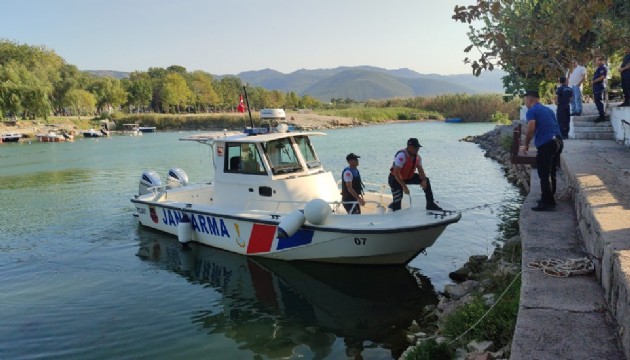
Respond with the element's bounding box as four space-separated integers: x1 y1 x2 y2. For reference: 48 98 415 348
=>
522 90 564 211
341 153 365 214
555 76 573 139
593 57 608 122
619 48 630 107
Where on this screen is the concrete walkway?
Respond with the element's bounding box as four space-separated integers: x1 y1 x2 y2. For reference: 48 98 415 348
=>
511 139 629 359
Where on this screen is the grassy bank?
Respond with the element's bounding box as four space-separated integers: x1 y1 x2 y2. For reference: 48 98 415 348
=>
316 106 442 122
113 113 253 130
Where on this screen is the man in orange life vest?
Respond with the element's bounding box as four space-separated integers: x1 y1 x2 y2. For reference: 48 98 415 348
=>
388 138 443 211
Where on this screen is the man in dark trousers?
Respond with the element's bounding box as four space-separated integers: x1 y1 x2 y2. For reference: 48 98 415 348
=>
522 91 564 211
593 56 608 122
341 153 365 214
555 76 573 139
619 47 630 107
388 138 442 211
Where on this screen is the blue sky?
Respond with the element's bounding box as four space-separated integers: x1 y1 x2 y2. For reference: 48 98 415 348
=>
1 0 477 75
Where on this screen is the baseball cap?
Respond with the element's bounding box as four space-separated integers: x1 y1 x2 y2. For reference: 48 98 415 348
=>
407 138 422 148
346 153 360 160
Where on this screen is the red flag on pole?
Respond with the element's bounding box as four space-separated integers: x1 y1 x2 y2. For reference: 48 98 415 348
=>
237 94 245 113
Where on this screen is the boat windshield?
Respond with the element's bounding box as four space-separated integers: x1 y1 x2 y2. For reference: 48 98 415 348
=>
225 143 267 175
295 136 321 169
263 138 303 175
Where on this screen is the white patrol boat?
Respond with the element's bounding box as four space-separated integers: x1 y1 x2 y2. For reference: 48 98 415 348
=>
131 125 460 265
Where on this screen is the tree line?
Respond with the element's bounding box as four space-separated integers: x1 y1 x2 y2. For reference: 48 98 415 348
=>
0 40 322 120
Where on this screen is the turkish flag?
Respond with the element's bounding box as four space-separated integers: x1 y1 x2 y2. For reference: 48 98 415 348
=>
237 94 245 113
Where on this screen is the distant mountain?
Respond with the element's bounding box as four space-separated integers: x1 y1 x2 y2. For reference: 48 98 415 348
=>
84 66 507 101
84 70 130 79
304 69 417 101
238 66 506 100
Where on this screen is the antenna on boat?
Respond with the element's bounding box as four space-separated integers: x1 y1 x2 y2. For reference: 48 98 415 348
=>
243 85 254 129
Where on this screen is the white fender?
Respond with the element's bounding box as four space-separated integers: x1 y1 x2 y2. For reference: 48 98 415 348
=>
177 213 193 244
277 210 306 239
304 199 332 225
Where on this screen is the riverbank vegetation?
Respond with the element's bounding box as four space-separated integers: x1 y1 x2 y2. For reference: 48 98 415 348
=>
0 40 522 127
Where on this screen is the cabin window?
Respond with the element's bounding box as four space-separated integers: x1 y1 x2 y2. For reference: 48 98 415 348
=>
224 143 267 175
263 138 303 175
295 136 321 169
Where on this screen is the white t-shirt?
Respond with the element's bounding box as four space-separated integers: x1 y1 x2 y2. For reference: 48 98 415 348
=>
342 169 354 182
568 65 586 87
393 151 421 169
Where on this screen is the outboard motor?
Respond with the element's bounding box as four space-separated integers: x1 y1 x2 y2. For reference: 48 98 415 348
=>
167 168 189 188
139 171 162 195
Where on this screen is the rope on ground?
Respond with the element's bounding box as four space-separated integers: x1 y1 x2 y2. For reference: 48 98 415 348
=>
449 270 522 345
527 257 594 277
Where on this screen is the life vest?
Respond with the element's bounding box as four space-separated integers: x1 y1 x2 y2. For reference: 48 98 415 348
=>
390 149 417 181
341 166 364 199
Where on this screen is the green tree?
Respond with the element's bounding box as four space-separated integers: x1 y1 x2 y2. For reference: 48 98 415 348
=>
124 72 153 113
453 0 630 94
51 64 86 115
285 91 299 109
63 89 96 119
215 76 243 111
160 73 192 113
87 77 128 113
0 60 52 119
188 71 219 112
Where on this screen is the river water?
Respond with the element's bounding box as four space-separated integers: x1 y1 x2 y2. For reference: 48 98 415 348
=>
0 122 522 359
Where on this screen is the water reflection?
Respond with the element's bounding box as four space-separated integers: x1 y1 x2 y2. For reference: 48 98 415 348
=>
137 233 439 359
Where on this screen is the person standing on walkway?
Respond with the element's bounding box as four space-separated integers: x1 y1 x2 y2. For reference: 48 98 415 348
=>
568 58 586 115
341 153 365 214
388 138 442 211
593 56 608 122
556 76 573 139
619 48 630 107
522 91 564 211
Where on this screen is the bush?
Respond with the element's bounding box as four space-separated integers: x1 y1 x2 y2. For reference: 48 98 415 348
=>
500 134 513 152
442 276 520 349
422 94 521 122
491 111 511 125
404 339 453 360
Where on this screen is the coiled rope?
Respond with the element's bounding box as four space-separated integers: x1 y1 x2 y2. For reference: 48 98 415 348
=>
527 257 594 277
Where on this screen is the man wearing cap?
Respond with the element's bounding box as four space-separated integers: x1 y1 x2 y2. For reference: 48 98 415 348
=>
388 138 442 212
522 90 563 211
341 153 365 214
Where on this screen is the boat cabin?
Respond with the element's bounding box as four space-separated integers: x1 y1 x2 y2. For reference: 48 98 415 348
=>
184 129 340 211
122 123 140 131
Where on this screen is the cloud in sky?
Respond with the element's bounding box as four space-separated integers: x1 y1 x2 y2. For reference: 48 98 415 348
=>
1 0 478 75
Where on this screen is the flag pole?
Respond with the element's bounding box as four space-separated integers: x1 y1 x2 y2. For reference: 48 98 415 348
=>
242 85 254 129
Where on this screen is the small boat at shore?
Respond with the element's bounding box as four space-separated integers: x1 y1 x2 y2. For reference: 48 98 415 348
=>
121 124 142 136
138 126 156 133
82 128 109 138
131 125 460 265
445 117 462 123
1 133 22 143
36 130 73 142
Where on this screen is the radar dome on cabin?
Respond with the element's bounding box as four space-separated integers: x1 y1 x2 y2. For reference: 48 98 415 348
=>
260 109 286 120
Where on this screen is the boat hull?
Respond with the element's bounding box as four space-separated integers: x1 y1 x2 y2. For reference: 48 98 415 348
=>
131 198 459 265
37 135 64 142
1 134 21 142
